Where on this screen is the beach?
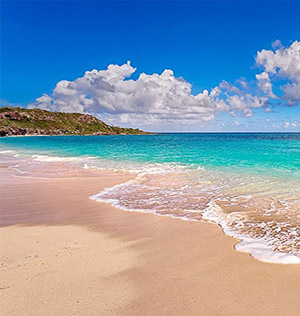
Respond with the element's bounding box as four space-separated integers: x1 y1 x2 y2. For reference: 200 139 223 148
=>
2 0 300 314
1 166 300 316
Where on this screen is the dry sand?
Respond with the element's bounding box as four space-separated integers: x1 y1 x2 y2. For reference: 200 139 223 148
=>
1 168 300 316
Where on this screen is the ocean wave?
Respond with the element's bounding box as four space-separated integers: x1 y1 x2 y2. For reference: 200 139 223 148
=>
91 167 300 265
0 150 16 154
32 154 87 162
202 200 300 264
1 148 299 265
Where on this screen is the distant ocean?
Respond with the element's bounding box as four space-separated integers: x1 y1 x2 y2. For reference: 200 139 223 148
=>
1 133 300 264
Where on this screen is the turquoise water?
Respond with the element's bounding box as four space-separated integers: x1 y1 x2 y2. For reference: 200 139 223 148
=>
1 133 300 178
1 133 300 264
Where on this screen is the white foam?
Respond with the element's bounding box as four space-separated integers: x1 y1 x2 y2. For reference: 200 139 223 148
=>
0 150 16 154
90 190 199 222
235 239 300 264
32 154 83 162
202 201 300 264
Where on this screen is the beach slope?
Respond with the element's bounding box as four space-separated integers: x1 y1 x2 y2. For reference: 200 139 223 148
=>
1 168 300 316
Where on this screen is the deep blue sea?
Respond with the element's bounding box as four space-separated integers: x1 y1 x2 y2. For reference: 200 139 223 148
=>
1 133 300 264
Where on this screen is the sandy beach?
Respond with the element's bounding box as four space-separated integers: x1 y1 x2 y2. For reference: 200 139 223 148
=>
1 167 300 316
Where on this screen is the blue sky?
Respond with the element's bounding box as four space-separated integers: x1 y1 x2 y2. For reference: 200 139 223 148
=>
1 1 300 132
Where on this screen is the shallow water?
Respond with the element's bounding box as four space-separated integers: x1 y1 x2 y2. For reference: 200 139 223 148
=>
1 133 300 264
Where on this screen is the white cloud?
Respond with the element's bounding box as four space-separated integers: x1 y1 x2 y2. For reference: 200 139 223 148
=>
256 40 300 80
235 78 248 89
282 81 300 103
255 40 300 103
226 94 267 117
272 39 283 50
291 122 297 128
219 80 241 94
255 71 276 98
29 61 229 125
282 121 299 129
219 40 300 112
29 41 300 127
284 121 290 128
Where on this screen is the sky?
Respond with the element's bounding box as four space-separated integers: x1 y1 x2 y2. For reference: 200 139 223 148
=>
1 1 300 132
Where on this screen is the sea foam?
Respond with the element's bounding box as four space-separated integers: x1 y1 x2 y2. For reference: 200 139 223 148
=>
235 239 300 264
91 166 300 265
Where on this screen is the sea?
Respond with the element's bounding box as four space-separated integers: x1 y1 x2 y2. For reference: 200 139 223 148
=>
1 133 299 264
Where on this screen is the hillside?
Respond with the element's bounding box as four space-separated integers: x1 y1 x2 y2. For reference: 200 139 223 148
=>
0 107 148 136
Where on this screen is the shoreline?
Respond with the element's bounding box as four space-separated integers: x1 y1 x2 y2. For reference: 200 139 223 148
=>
1 167 300 315
0 132 156 138
1 149 300 264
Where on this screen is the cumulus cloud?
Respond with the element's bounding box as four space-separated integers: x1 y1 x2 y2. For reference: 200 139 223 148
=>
255 71 276 98
255 40 300 104
256 40 300 80
219 80 242 94
226 94 268 117
283 120 300 129
217 40 300 114
29 40 300 126
29 61 229 125
282 81 300 103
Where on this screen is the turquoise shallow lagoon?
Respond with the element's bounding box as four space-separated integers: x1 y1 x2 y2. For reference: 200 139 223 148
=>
1 133 300 264
1 133 300 178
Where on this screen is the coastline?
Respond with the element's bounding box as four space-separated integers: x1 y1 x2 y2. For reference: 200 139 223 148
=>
1 147 300 264
0 133 156 138
1 167 300 315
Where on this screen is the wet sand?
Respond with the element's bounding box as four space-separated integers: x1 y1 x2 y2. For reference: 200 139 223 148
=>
1 168 300 316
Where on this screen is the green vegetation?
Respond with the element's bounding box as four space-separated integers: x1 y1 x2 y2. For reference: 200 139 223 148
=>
0 107 148 136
